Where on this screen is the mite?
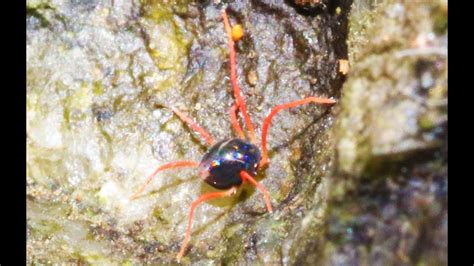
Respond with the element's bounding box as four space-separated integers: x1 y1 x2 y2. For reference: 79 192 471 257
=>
129 9 336 262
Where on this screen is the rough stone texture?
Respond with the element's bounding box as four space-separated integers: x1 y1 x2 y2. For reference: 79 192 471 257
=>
27 0 350 264
325 0 447 265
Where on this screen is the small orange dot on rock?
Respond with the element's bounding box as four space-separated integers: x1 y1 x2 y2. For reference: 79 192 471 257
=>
232 24 244 41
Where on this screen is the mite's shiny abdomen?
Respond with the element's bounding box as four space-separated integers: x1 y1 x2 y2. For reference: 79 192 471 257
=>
199 138 261 190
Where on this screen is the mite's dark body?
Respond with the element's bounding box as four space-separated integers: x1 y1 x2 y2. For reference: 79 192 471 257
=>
199 138 261 189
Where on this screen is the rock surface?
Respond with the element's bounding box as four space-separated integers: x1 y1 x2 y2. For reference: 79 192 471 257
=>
325 0 447 265
27 0 350 264
27 0 447 264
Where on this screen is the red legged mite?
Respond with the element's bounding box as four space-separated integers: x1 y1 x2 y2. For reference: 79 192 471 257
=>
129 9 336 262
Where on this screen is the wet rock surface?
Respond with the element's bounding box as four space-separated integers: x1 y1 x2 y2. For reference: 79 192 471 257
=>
27 0 350 264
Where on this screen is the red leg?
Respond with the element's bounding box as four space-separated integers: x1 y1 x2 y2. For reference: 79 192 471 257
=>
260 97 336 166
129 161 200 200
177 187 237 262
171 107 214 146
221 10 257 143
240 171 273 213
229 103 245 139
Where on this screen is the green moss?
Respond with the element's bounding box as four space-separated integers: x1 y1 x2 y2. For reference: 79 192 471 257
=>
27 6 51 27
142 1 192 71
223 223 245 238
432 4 448 35
92 81 104 96
152 207 170 224
220 223 249 263
418 114 435 130
72 251 115 265
121 260 134 266
63 83 92 113
27 0 50 8
433 15 447 35
269 219 289 238
29 219 63 238
142 0 189 22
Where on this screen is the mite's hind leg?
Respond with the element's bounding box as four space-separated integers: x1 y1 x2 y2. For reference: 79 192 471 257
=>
176 187 237 262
